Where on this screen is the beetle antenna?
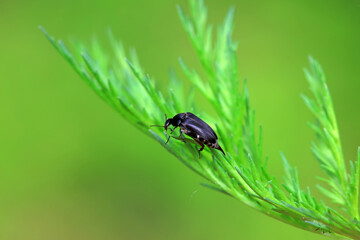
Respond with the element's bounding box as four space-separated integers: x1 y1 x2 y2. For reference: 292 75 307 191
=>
149 125 165 128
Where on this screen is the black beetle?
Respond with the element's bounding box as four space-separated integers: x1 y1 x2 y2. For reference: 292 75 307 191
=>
151 112 225 156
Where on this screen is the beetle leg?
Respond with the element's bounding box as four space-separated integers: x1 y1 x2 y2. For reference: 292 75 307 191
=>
165 126 178 144
198 144 205 157
179 129 186 142
194 139 205 158
170 126 178 134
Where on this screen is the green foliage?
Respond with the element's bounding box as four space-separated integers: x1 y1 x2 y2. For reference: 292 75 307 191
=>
40 0 360 238
302 58 360 220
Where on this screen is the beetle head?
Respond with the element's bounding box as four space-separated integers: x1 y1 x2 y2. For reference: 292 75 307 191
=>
164 118 172 130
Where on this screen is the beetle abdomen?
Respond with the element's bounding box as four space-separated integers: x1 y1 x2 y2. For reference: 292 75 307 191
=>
189 130 222 150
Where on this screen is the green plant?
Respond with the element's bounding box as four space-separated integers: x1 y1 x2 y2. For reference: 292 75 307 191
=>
40 0 360 238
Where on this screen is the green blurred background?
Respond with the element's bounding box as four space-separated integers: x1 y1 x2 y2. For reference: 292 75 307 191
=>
1 0 359 239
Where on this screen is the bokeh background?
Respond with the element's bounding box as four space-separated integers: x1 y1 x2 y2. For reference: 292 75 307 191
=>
1 0 360 239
